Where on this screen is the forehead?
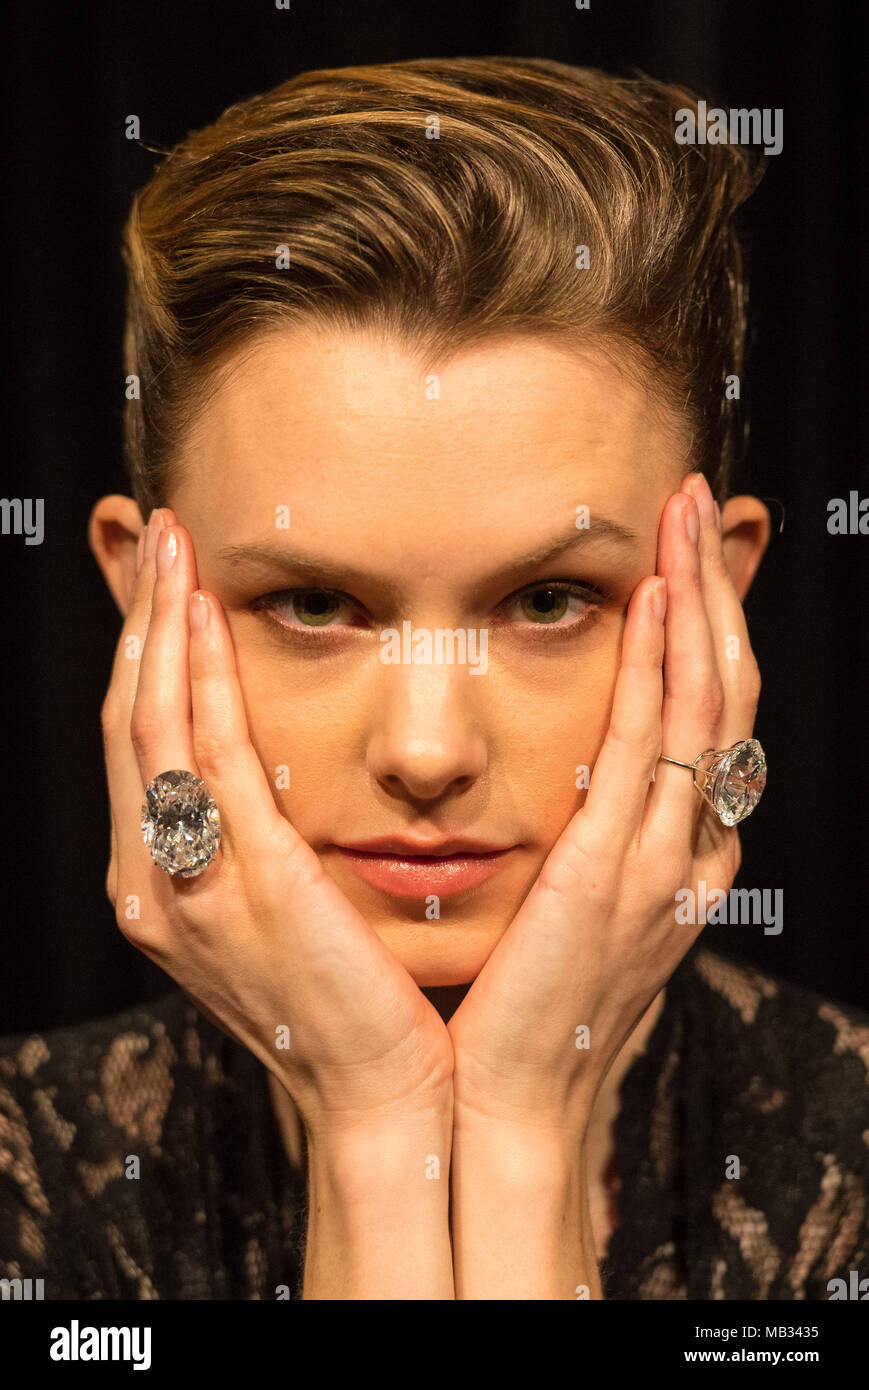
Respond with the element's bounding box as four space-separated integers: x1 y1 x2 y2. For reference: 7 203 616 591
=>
173 326 687 545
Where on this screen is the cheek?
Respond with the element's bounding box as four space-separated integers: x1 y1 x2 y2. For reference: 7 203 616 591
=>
499 655 618 843
233 648 366 824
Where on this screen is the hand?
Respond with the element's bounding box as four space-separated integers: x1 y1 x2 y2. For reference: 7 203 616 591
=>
447 472 760 1136
100 508 453 1142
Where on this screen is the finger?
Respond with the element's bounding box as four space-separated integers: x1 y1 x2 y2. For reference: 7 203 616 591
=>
102 507 180 927
644 489 724 840
103 508 175 731
102 508 176 865
572 575 666 859
684 473 762 748
187 588 305 870
130 522 199 785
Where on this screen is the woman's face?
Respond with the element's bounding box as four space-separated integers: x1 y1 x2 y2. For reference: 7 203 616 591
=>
120 326 706 985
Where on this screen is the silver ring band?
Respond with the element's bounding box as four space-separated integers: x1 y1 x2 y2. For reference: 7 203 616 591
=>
658 738 766 826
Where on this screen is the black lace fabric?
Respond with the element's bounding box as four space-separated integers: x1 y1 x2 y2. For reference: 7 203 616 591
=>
604 946 869 1298
1 943 868 1299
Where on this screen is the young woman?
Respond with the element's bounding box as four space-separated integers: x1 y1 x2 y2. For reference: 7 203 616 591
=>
2 56 867 1300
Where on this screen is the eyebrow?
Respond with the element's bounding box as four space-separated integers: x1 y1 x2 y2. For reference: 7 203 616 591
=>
216 516 640 595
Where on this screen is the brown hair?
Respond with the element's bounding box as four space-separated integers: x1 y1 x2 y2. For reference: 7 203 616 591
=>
121 56 765 516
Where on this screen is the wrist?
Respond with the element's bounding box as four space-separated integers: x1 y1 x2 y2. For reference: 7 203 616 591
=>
452 1091 593 1172
449 1106 598 1300
302 1102 455 1300
306 1098 454 1200
453 1104 587 1196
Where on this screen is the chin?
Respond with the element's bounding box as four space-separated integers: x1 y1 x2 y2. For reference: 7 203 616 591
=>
374 920 504 987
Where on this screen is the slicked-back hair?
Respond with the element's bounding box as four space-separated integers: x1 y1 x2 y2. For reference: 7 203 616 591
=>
121 56 766 515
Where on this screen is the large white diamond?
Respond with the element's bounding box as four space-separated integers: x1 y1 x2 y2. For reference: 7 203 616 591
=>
141 770 221 877
707 739 767 826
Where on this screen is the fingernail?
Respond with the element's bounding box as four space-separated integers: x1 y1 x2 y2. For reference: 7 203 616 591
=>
156 527 177 575
684 498 700 544
652 578 667 623
713 500 723 533
189 590 209 633
144 508 166 561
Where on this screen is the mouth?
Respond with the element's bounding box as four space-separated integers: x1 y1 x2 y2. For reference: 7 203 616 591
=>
329 838 518 898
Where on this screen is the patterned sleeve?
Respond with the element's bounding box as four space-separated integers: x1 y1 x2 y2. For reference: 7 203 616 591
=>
0 996 186 1298
0 992 306 1300
605 947 869 1300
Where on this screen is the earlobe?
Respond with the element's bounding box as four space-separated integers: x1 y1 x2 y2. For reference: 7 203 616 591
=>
88 494 144 618
718 495 771 601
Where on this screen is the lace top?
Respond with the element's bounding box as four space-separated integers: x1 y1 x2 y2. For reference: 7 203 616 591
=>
2 941 868 1299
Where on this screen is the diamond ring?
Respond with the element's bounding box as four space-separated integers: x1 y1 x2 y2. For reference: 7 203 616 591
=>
658 738 767 826
141 770 221 877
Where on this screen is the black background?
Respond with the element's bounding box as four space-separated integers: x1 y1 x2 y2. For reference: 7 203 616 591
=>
1 0 866 1034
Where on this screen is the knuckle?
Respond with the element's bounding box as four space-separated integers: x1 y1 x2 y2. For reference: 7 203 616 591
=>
636 732 663 767
188 646 221 685
130 703 164 760
193 726 233 771
698 678 726 727
603 729 661 768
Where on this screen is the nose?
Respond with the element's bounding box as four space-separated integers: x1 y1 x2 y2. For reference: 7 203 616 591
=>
367 661 488 804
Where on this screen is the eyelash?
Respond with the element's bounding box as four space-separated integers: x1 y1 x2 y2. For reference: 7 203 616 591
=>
253 579 610 645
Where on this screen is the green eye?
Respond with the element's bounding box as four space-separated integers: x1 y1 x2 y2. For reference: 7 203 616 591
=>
518 588 570 623
499 581 604 634
292 590 342 626
259 577 605 645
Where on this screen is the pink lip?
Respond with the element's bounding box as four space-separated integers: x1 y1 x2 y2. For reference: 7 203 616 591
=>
330 840 517 898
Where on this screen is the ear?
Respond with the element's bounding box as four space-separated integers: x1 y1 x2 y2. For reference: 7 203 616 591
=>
718 495 771 602
88 494 144 618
